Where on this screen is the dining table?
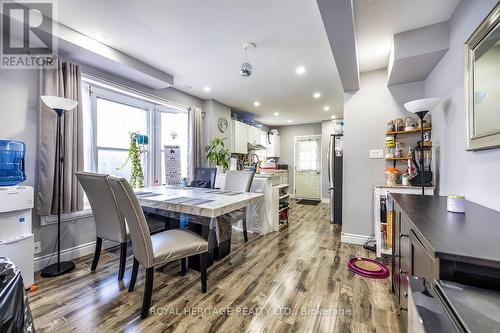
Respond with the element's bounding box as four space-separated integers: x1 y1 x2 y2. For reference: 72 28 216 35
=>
134 186 263 253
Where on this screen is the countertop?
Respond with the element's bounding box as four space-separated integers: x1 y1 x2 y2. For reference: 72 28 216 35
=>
390 193 500 268
374 184 435 190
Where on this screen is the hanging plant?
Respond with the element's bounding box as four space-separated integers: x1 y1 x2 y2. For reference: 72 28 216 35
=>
117 132 146 188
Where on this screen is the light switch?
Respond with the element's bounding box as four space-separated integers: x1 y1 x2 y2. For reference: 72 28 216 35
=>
369 149 384 159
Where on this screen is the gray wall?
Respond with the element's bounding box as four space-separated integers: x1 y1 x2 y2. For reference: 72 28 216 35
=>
0 63 205 258
342 70 425 237
276 123 322 196
203 99 233 156
424 0 500 211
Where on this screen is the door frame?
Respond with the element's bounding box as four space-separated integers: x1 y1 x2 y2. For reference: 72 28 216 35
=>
293 135 321 199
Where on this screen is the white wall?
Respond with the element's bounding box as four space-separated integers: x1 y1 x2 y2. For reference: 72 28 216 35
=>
343 70 425 237
425 0 500 211
203 99 233 155
276 123 322 196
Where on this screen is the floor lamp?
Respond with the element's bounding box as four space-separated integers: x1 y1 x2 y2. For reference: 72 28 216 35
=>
403 98 440 196
40 96 78 278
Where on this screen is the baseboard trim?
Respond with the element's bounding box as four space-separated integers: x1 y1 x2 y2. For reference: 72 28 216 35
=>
340 232 371 245
34 239 117 273
321 197 330 204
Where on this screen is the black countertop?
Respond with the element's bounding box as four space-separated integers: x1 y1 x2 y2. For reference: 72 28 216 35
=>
390 194 500 267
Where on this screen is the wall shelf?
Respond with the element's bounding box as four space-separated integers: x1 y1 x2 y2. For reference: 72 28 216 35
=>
386 157 411 161
386 127 432 135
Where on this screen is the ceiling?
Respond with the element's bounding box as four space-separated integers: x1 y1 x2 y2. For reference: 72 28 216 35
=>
354 0 461 73
53 0 344 126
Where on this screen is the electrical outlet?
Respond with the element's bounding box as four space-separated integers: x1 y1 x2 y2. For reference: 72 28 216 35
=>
34 241 41 255
369 149 384 159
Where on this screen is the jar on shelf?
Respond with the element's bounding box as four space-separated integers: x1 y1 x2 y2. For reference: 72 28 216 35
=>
394 118 405 131
405 117 416 131
386 120 394 132
385 136 395 147
385 168 399 186
385 146 395 158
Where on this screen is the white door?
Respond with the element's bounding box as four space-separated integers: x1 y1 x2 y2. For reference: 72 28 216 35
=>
294 135 321 199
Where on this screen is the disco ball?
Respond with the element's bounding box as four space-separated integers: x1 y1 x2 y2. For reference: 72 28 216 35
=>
240 62 253 77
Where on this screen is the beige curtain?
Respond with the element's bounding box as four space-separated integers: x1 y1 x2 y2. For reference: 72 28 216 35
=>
36 60 84 216
188 107 203 181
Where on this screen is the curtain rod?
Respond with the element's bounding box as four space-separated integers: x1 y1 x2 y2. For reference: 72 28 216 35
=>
81 72 190 111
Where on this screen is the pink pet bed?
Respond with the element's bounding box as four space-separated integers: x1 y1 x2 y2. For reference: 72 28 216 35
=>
347 257 390 279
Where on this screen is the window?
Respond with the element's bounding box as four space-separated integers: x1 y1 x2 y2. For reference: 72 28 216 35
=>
82 77 190 189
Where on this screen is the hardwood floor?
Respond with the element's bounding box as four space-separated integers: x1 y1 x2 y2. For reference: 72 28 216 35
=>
29 203 402 333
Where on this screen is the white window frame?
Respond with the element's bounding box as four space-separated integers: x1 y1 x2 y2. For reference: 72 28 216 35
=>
41 76 190 226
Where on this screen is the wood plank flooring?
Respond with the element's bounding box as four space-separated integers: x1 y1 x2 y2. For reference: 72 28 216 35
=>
29 203 402 333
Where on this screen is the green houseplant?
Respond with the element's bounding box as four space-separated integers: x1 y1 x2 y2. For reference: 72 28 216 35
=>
117 132 145 188
205 137 230 172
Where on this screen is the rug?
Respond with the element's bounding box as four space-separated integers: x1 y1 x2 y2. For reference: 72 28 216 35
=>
296 199 321 206
347 257 390 279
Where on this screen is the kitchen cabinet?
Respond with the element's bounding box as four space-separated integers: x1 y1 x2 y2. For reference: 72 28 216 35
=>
260 130 268 147
390 193 500 332
267 132 280 157
247 125 260 146
233 120 248 154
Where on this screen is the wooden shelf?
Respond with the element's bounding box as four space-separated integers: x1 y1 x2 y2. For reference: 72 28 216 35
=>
279 206 289 213
386 157 411 161
279 194 290 200
386 127 432 135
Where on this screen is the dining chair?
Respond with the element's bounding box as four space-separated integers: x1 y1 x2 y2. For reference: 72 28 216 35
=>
107 176 209 319
191 167 217 188
223 170 254 242
75 172 129 281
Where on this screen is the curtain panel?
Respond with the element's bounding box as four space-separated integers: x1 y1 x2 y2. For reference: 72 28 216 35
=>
188 107 203 181
36 61 84 216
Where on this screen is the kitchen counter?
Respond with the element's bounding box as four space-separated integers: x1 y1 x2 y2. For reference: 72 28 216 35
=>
390 193 500 268
374 184 435 190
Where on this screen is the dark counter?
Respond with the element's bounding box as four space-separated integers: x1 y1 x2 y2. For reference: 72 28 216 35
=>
390 193 500 268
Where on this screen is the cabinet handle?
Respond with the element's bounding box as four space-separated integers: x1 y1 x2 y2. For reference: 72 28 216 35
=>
399 269 408 276
400 306 408 312
399 233 408 238
403 291 408 298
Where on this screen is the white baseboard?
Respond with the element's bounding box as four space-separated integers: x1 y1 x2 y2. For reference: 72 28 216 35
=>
34 239 117 273
321 197 330 204
340 232 371 245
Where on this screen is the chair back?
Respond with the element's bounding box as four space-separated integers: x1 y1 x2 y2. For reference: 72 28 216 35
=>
192 167 217 188
75 172 127 243
107 176 154 268
224 170 254 192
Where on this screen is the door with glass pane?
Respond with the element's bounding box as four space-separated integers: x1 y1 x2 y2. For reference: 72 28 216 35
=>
95 97 149 182
294 135 321 199
159 109 189 185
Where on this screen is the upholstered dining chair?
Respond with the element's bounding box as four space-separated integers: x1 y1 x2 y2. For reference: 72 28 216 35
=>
107 176 209 319
75 172 129 281
223 170 255 242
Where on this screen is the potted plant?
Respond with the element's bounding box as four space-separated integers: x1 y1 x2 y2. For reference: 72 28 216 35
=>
205 137 230 175
117 132 146 188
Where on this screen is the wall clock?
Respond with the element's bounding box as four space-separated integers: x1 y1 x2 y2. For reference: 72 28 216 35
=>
218 117 228 133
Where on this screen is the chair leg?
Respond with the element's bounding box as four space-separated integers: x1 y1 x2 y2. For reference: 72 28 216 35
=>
180 258 187 276
243 218 248 242
91 237 102 271
118 242 127 281
129 257 139 292
200 252 207 293
141 267 154 319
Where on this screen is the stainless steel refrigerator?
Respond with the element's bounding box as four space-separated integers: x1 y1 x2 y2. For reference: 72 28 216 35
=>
328 134 343 224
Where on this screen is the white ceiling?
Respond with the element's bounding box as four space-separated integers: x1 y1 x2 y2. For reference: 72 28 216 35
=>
53 0 344 126
354 0 461 73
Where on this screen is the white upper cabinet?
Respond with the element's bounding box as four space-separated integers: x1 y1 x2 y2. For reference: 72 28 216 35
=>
247 125 260 145
260 130 268 147
232 120 248 154
267 132 280 157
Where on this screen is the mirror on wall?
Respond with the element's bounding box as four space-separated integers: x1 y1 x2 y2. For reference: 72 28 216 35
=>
465 3 500 150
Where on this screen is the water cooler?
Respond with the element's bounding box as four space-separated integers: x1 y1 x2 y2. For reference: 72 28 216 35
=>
0 140 34 288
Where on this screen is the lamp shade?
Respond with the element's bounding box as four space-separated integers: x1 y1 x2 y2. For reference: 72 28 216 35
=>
404 98 440 114
41 96 78 111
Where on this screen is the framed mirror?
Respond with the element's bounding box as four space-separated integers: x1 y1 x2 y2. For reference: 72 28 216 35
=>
465 3 500 150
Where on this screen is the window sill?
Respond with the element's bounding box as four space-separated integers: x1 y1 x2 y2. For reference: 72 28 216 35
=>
40 209 94 226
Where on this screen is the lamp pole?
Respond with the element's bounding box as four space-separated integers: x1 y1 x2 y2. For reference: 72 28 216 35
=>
415 111 428 196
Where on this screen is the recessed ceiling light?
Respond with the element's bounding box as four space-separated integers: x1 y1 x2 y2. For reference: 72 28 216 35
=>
331 115 336 119
323 106 330 111
287 120 292 123
274 112 280 116
295 66 306 75
254 101 260 107
313 92 321 99
203 86 211 92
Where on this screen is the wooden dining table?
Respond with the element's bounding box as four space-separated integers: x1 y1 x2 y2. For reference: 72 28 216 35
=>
135 186 263 251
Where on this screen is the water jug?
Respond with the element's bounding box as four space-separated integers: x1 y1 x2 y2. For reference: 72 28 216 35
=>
0 140 26 186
